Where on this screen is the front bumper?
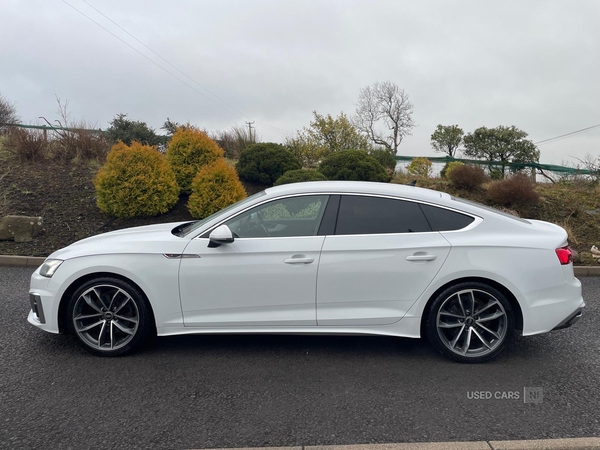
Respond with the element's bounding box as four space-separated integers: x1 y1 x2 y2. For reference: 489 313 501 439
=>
28 266 61 334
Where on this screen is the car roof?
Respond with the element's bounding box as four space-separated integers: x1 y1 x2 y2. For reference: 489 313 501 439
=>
264 181 450 203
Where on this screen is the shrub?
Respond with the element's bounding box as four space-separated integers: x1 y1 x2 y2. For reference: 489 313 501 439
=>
448 164 486 190
167 128 224 194
318 150 391 182
106 113 164 147
490 169 503 180
368 149 397 172
4 127 49 162
440 161 464 179
236 142 301 185
406 157 432 177
187 158 247 219
486 173 540 209
52 127 110 163
212 125 254 159
94 141 180 218
274 169 328 186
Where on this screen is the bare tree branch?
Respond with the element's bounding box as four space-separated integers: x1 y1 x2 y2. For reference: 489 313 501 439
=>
354 81 415 155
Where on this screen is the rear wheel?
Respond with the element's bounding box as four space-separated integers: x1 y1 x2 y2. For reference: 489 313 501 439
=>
66 277 153 356
426 282 514 363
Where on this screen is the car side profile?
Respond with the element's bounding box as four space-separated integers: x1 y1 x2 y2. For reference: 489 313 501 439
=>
28 181 585 363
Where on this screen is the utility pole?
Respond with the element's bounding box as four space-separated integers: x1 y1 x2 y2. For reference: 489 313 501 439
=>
246 121 255 143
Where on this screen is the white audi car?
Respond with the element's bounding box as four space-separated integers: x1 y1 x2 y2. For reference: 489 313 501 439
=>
28 181 584 363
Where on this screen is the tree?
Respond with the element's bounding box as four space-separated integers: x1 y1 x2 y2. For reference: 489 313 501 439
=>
287 111 371 167
430 124 464 158
354 81 415 155
463 126 540 176
105 113 164 147
161 117 181 136
0 93 20 131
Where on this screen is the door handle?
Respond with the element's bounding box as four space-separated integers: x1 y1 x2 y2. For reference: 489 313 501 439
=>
284 256 314 264
405 254 437 262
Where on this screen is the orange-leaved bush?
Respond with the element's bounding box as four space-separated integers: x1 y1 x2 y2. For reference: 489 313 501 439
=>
187 158 247 219
94 141 180 218
166 127 224 194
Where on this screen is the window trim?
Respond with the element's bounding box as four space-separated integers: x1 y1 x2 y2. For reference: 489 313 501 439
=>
331 193 481 237
194 192 481 240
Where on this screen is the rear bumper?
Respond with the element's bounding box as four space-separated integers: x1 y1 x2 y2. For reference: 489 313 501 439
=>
552 306 584 331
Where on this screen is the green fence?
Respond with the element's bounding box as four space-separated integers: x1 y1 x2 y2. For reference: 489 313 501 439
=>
0 123 104 135
394 155 596 180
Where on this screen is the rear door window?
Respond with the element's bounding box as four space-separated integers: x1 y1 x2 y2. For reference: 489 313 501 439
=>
335 195 432 235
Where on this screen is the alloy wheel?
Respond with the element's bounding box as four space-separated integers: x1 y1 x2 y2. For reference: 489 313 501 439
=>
72 284 140 351
436 289 508 358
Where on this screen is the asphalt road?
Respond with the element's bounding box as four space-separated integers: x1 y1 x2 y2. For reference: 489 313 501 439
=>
1 267 599 450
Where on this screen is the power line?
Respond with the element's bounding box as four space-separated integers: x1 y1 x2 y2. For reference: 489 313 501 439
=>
61 0 246 121
62 0 292 136
80 0 251 122
535 123 600 145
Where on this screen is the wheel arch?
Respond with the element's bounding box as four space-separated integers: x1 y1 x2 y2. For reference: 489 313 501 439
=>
419 276 524 338
57 271 157 335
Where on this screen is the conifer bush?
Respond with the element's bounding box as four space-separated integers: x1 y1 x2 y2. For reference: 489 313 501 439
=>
236 143 301 185
368 149 397 172
167 127 224 194
187 158 247 219
318 150 391 182
94 141 180 218
274 169 328 186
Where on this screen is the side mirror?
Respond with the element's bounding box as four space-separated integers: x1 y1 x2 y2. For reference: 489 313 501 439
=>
208 224 234 248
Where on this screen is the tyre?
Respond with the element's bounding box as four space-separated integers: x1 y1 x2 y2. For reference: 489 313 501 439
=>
425 282 514 363
66 277 154 356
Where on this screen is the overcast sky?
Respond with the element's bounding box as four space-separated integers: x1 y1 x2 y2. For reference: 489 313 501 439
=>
1 0 599 164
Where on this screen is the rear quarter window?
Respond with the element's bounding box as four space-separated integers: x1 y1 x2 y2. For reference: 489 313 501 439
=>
420 204 474 231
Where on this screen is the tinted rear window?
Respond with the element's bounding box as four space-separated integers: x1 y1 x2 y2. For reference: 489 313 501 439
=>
336 195 431 235
420 204 474 231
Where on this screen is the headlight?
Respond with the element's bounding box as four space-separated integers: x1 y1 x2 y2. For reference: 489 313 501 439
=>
39 259 63 278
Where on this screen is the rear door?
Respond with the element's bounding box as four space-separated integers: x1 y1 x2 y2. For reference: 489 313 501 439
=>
316 195 451 326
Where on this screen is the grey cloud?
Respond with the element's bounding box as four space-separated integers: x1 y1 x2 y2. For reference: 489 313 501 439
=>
1 0 598 164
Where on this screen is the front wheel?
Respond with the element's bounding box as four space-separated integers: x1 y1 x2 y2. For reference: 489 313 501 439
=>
425 282 514 363
66 277 153 356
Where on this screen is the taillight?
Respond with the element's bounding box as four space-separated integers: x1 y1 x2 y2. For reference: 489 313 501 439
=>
555 246 573 265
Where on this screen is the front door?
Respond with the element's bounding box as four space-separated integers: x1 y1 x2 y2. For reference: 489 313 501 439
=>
179 195 330 327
